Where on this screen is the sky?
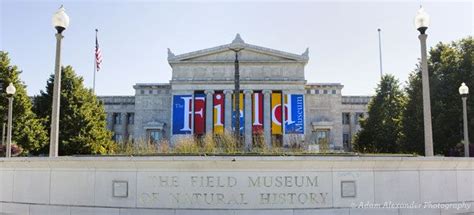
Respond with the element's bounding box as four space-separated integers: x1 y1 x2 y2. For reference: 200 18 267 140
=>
0 0 472 96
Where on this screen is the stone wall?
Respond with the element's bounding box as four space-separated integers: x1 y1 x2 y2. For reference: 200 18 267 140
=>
100 96 135 142
133 84 172 141
305 84 344 149
1 157 472 215
341 96 371 150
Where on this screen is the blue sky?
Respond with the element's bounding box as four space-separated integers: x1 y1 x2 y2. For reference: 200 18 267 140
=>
0 0 472 96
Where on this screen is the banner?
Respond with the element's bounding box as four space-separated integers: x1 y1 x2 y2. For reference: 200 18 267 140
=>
194 94 206 135
172 95 193 134
232 93 244 134
271 93 282 135
284 94 304 134
252 92 263 134
213 93 225 134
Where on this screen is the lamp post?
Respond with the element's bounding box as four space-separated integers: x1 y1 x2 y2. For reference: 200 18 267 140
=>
50 5 69 157
229 35 244 142
5 83 16 157
415 6 434 156
459 83 470 157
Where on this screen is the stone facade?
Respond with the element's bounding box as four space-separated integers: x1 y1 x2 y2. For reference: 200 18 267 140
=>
98 35 370 151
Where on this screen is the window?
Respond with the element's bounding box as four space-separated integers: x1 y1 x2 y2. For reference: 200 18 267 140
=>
355 113 364 125
342 113 350 125
114 134 123 142
113 113 122 125
140 90 144 95
147 129 162 144
315 89 320 94
312 129 330 152
332 90 337 94
323 90 328 94
127 113 134 124
343 133 350 148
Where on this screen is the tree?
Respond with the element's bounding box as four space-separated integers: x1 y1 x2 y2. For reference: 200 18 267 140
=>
33 66 116 155
354 74 406 153
399 68 424 154
402 37 473 156
0 51 48 155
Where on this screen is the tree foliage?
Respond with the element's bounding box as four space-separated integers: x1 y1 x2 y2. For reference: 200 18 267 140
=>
33 66 116 155
0 51 48 155
399 69 424 154
354 74 406 153
402 37 473 156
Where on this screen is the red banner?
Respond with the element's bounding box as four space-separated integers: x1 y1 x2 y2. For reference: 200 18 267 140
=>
193 94 206 135
213 93 225 134
252 92 263 134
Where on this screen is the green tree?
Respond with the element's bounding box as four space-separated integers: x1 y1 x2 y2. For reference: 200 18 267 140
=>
0 51 48 155
33 66 116 155
402 37 473 156
354 74 406 153
399 68 424 154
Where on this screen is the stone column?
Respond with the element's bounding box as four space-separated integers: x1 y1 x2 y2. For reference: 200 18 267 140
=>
122 112 129 143
348 112 353 151
282 91 287 147
169 93 175 144
205 90 214 134
107 113 114 131
244 90 253 150
263 90 272 148
224 90 233 132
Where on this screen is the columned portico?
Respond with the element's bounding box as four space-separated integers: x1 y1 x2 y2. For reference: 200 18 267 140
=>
167 34 310 147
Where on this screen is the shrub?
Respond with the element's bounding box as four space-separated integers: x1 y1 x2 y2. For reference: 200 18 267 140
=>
215 130 239 154
0 144 23 157
114 139 158 155
174 136 200 154
202 133 217 153
158 140 170 153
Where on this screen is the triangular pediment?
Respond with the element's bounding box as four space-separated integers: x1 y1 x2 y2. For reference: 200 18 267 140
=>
168 34 309 64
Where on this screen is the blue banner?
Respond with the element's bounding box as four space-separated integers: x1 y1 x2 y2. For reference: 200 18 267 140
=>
231 110 244 134
172 95 193 134
285 94 304 134
231 93 244 134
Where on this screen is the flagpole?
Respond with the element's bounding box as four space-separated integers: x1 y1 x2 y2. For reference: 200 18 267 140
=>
93 29 97 93
377 28 383 79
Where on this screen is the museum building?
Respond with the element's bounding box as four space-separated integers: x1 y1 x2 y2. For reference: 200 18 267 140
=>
99 35 370 151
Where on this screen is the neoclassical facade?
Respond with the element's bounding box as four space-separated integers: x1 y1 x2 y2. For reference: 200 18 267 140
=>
99 35 369 151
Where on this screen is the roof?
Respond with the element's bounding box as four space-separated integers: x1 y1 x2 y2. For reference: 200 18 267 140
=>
167 34 309 63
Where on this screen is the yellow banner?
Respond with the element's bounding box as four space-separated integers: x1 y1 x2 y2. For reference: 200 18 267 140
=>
271 93 282 134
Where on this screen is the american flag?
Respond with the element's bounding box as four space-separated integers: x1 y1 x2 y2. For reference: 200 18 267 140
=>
95 29 103 71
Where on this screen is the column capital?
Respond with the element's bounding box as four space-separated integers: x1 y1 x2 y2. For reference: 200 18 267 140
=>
204 90 215 95
243 89 253 95
224 89 233 95
262 90 272 95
